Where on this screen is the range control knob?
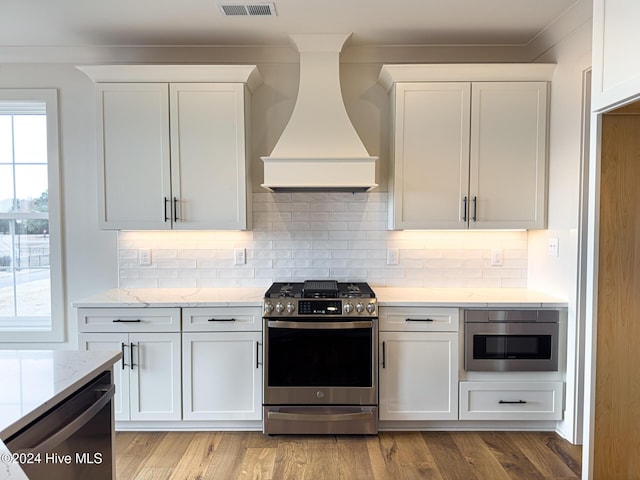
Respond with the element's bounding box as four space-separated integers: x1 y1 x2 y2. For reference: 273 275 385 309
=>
366 302 376 314
264 302 274 314
275 302 285 314
286 302 296 314
355 302 365 313
344 303 354 314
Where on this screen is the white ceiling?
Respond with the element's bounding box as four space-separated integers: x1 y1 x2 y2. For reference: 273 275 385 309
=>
1 0 582 48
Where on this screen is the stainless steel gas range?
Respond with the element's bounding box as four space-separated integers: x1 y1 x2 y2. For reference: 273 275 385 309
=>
262 280 378 435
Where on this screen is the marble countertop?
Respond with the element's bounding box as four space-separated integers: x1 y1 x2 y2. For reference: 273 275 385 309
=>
0 350 121 480
73 287 266 308
374 287 566 307
73 287 567 308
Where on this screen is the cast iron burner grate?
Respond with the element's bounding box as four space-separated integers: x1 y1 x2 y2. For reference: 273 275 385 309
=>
302 280 339 298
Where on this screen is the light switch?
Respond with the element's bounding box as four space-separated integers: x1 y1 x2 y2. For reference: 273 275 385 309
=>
490 248 503 267
234 248 246 265
386 248 399 265
139 248 151 266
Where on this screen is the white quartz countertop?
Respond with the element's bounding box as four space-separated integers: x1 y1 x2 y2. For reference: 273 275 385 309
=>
0 350 121 480
73 287 266 308
73 287 567 308
374 287 567 307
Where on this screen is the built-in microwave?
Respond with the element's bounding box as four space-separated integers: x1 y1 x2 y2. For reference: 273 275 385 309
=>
464 309 559 372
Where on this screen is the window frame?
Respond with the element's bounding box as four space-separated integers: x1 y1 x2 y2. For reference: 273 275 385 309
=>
0 89 64 342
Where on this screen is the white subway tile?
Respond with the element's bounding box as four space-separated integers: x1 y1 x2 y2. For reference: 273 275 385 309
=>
118 193 530 289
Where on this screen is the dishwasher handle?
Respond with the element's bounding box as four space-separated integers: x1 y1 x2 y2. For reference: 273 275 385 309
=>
18 384 115 456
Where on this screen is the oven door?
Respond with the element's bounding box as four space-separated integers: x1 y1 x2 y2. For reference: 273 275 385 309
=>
465 321 559 371
263 319 377 405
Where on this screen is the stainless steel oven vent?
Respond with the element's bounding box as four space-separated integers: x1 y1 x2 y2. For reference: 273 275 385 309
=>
218 3 277 16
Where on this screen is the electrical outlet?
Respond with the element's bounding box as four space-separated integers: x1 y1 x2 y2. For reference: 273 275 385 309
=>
386 248 399 265
139 248 151 266
490 248 503 267
548 237 559 257
234 248 246 265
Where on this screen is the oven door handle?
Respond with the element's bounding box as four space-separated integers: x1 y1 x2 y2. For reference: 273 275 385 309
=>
267 320 373 330
267 410 375 422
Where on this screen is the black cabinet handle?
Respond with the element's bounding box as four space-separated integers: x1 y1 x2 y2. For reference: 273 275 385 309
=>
256 341 261 369
382 341 386 369
113 319 142 323
130 343 137 369
498 400 527 404
164 197 170 222
207 318 236 322
173 197 179 222
462 196 468 222
472 196 477 222
121 342 128 370
405 318 434 322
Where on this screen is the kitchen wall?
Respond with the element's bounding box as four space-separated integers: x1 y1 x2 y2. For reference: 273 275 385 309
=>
526 17 593 443
0 5 590 352
118 193 528 288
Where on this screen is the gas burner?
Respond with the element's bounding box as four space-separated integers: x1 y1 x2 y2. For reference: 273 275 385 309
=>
266 282 303 298
263 281 377 318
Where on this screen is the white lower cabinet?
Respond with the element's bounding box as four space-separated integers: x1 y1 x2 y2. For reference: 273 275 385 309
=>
459 381 563 421
379 331 459 420
182 331 262 421
79 332 181 421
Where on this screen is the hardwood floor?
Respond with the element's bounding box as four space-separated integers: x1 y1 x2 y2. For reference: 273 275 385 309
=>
115 431 582 480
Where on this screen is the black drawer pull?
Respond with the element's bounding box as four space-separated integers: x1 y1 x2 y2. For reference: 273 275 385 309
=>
498 400 527 405
405 318 434 322
113 319 142 323
207 318 236 322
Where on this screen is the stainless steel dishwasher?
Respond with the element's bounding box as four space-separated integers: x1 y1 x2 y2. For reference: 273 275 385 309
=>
4 371 115 479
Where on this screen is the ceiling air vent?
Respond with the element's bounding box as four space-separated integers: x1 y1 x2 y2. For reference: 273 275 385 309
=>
218 3 277 16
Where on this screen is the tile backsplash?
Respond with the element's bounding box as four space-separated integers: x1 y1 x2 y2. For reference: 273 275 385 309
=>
118 192 528 289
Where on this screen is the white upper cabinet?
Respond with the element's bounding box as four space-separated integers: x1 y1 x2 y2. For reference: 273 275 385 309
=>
79 65 261 230
169 83 249 230
469 82 548 229
380 64 554 230
390 83 471 230
98 83 171 230
592 0 640 111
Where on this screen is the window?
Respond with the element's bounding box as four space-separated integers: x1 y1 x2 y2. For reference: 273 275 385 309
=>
0 90 62 341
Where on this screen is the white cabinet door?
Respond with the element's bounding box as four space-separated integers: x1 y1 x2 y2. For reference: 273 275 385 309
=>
170 84 248 230
97 83 171 230
96 82 249 230
79 333 130 421
80 332 181 421
129 332 182 421
379 331 458 421
390 83 471 230
469 82 548 229
182 332 262 421
592 0 640 110
388 80 548 230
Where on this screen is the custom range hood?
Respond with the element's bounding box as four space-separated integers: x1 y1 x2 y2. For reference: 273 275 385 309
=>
261 33 377 192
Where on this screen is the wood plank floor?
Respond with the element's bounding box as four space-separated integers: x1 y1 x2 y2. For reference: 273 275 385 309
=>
115 431 582 480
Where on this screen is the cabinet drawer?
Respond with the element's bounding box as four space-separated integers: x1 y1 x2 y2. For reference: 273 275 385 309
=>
379 307 459 332
77 308 180 332
182 307 262 332
459 381 563 421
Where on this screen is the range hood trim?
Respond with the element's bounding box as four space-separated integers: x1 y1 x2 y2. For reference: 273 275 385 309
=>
261 155 378 192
